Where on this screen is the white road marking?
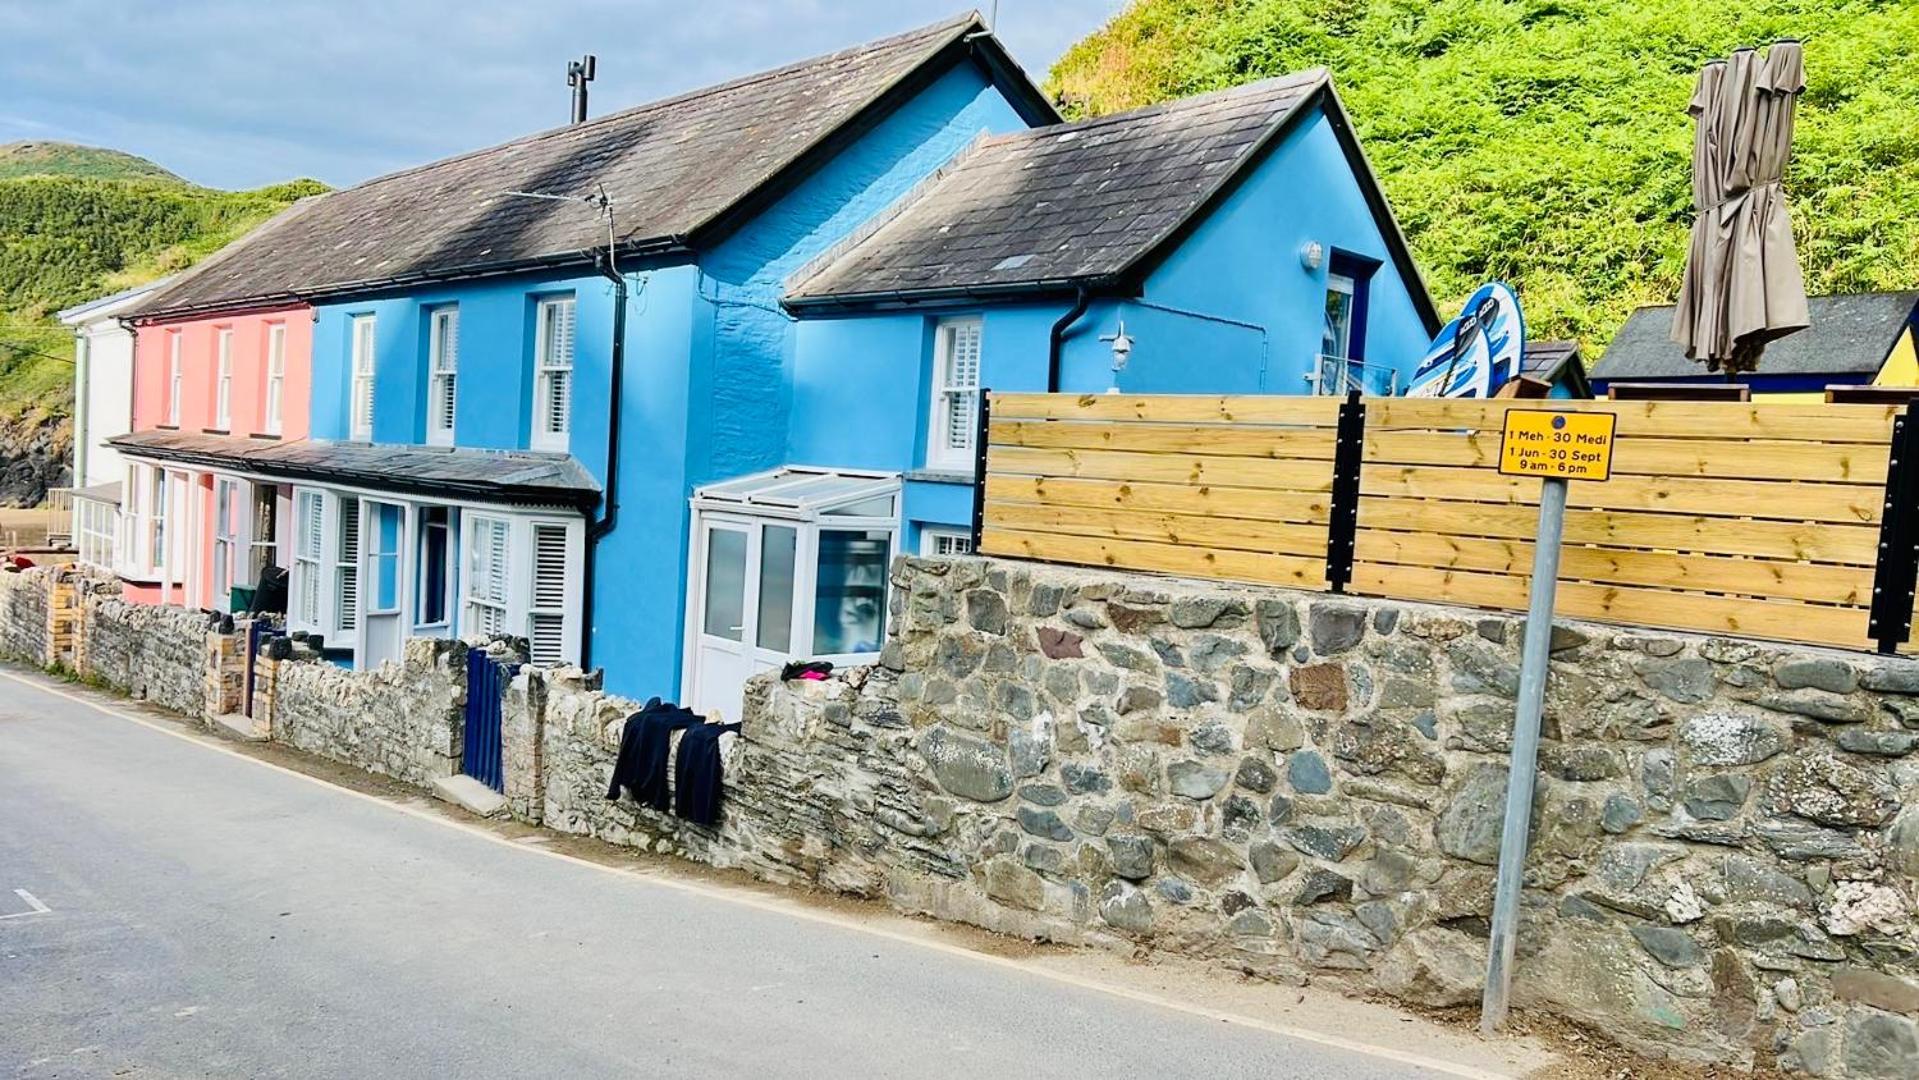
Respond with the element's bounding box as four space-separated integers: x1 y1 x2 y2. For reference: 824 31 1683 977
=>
3 668 1519 1080
1 888 50 919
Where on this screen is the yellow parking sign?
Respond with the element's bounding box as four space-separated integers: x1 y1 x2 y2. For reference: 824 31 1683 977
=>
1498 410 1616 481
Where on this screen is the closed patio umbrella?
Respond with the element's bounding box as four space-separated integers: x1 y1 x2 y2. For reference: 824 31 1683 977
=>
1671 40 1810 374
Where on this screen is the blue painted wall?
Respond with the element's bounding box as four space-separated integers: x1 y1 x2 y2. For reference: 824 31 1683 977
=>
787 103 1436 550
309 56 1032 700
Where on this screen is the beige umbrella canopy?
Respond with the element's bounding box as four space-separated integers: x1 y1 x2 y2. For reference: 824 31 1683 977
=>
1671 40 1810 374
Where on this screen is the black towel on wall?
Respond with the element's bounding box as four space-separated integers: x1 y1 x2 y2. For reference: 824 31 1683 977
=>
673 722 742 826
605 697 702 809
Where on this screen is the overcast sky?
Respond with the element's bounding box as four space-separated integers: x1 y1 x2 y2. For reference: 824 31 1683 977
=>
0 1 1125 191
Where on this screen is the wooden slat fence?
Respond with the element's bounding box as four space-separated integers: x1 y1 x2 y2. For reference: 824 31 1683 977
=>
979 392 1913 654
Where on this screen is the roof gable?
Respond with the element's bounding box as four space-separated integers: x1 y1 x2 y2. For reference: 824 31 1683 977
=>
133 12 1053 320
783 71 1439 332
1594 292 1919 381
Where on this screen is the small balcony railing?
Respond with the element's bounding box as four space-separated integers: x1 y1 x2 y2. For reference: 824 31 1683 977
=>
1311 354 1399 397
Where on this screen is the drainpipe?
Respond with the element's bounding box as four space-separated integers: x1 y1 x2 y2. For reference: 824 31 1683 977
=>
1047 287 1092 392
577 256 626 674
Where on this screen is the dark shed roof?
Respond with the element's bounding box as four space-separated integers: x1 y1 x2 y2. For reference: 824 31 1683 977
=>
1594 292 1919 382
1521 340 1591 398
784 70 1439 331
110 431 601 510
131 12 1054 320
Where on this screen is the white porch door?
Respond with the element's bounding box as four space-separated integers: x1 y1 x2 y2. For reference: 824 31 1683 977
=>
359 500 408 670
690 517 797 721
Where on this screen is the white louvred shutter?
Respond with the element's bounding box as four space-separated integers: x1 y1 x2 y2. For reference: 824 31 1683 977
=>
543 299 575 438
433 309 459 433
941 320 981 454
337 502 359 631
464 517 510 637
527 523 569 665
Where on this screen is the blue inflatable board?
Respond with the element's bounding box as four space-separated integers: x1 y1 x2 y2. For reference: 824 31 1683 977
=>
1407 282 1526 398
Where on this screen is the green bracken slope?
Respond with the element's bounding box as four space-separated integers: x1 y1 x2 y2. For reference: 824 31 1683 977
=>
0 154 323 419
1049 0 1919 355
0 140 183 183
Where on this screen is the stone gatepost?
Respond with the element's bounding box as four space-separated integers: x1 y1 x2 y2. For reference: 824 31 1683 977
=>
44 570 79 671
201 623 247 722
502 667 549 823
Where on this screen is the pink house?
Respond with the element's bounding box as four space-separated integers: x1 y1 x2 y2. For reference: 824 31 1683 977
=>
114 304 313 610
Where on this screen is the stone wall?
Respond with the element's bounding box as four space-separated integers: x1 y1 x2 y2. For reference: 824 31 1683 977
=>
532 556 1919 1077
80 593 208 716
265 637 468 788
0 566 50 664
6 551 1915 1075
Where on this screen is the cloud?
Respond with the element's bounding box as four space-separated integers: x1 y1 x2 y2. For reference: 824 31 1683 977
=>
0 0 1124 189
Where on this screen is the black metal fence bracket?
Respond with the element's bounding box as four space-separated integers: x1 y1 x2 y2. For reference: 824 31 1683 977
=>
1324 388 1366 593
1869 401 1919 654
968 389 993 553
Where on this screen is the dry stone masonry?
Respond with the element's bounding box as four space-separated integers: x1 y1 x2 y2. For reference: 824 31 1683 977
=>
263 638 467 786
3 556 1917 1076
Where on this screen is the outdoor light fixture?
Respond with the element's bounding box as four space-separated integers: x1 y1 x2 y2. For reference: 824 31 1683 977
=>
1101 319 1134 373
1300 241 1325 272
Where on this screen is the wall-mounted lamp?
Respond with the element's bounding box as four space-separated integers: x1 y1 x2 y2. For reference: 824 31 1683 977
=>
1100 318 1134 374
1299 241 1325 273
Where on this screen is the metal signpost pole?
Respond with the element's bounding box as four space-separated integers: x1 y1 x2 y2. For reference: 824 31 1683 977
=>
1479 406 1614 1034
1478 473 1567 1035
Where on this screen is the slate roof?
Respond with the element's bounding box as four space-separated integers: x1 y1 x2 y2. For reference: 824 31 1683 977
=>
131 12 1051 320
784 69 1439 330
110 431 601 510
1593 292 1919 382
1518 340 1591 398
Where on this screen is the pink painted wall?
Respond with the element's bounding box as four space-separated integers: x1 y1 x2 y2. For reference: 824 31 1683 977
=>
125 305 312 608
133 305 313 437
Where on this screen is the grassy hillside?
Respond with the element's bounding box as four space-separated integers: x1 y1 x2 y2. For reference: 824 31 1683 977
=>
0 140 182 183
1050 0 1919 355
0 173 324 418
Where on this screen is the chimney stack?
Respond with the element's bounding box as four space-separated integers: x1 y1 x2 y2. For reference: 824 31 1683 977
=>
567 55 597 124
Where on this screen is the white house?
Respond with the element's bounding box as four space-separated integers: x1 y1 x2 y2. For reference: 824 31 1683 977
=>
57 278 170 569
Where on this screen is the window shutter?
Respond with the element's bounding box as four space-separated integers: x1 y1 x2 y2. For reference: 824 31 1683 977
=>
539 299 576 440
939 320 981 456
527 523 569 665
337 501 360 632
432 309 459 435
465 518 510 636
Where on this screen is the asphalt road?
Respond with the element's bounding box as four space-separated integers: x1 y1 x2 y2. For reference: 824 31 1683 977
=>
0 672 1462 1079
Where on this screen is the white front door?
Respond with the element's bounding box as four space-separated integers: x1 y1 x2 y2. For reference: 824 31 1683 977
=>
690 517 800 721
359 500 408 669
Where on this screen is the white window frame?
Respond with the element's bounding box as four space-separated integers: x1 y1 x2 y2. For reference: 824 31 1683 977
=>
460 511 583 664
1322 272 1357 362
531 296 576 453
149 467 169 577
214 327 234 430
919 528 973 558
118 462 151 580
165 331 183 426
427 306 459 446
415 505 453 628
292 489 326 633
927 316 982 472
462 513 512 638
350 314 376 441
213 477 241 609
264 322 286 435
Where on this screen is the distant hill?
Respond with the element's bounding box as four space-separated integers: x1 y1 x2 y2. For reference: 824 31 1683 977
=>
1051 0 1919 355
0 140 183 183
0 152 326 505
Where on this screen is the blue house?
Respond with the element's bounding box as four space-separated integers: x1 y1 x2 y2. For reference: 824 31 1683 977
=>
113 24 1443 725
114 14 1054 707
772 69 1440 569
